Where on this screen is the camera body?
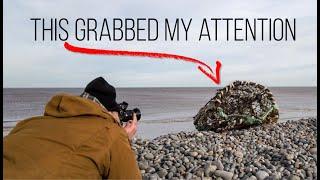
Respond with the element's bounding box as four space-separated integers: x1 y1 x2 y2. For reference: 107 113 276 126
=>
118 101 141 122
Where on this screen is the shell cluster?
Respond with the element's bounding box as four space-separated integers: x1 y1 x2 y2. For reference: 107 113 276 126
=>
194 81 279 132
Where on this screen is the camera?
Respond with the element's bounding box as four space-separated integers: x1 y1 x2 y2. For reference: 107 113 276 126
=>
118 101 141 122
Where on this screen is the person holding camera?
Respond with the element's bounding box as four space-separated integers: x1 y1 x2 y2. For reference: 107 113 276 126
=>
4 77 142 179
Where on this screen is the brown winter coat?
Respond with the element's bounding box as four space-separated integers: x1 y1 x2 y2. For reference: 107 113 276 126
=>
3 93 142 179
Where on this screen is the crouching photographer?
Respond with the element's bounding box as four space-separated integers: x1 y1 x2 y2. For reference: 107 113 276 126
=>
4 77 142 179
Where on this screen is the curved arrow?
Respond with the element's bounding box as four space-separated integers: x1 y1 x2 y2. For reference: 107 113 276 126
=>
64 42 221 84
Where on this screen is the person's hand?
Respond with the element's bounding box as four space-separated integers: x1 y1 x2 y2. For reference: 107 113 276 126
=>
123 113 138 140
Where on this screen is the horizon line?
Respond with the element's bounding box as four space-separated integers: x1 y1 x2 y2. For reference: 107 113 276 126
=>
3 86 318 89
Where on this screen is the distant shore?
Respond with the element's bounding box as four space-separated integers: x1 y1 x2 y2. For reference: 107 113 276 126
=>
132 117 317 179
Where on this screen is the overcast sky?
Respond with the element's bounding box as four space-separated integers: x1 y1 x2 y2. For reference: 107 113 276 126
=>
4 0 317 87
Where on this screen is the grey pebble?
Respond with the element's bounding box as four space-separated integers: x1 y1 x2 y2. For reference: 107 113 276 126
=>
189 151 199 157
170 134 179 141
234 151 244 158
185 172 193 180
144 153 154 160
214 170 233 180
167 172 174 179
138 161 148 170
196 168 204 177
212 159 224 170
256 170 269 180
309 148 317 154
170 166 177 173
286 153 294 161
247 175 257 180
204 165 217 177
196 132 204 137
149 173 159 180
146 167 155 173
289 175 301 180
183 156 190 163
157 169 167 178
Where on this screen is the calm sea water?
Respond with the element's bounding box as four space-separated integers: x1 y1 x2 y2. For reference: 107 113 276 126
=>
3 87 317 139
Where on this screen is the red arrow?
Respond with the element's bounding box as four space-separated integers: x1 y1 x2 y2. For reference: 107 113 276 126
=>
64 42 222 84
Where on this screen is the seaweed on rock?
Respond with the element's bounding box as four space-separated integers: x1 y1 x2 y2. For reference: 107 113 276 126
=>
194 80 279 132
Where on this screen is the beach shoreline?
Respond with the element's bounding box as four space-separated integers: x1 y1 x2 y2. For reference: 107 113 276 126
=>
132 117 317 179
3 116 317 139
3 117 317 179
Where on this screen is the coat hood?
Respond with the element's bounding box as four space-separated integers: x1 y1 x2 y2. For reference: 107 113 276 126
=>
44 93 113 120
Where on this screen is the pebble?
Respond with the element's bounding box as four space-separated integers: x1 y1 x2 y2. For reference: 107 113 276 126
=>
196 132 204 137
290 175 301 180
183 156 190 163
247 175 257 180
283 169 291 176
167 172 174 179
146 167 155 173
214 170 233 180
189 151 198 157
196 168 204 177
170 134 179 141
157 169 167 178
286 153 294 161
170 166 177 173
185 172 193 179
144 153 154 160
149 173 159 180
204 165 217 177
138 162 148 170
309 148 317 154
212 160 224 170
166 161 173 166
234 151 244 158
256 170 269 180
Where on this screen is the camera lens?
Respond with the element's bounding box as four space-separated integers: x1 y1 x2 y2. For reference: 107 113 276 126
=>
133 108 141 121
118 101 128 110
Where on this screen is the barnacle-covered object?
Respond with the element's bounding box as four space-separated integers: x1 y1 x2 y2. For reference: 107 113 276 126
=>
194 81 279 132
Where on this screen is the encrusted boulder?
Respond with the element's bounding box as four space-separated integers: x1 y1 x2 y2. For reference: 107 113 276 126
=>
194 81 279 132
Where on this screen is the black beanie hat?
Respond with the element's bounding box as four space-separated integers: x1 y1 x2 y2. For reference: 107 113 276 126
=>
84 77 119 112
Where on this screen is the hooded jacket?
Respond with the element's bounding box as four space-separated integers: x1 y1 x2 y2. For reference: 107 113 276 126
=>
3 93 142 179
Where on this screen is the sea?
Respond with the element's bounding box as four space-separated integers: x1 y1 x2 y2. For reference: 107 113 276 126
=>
3 87 317 139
